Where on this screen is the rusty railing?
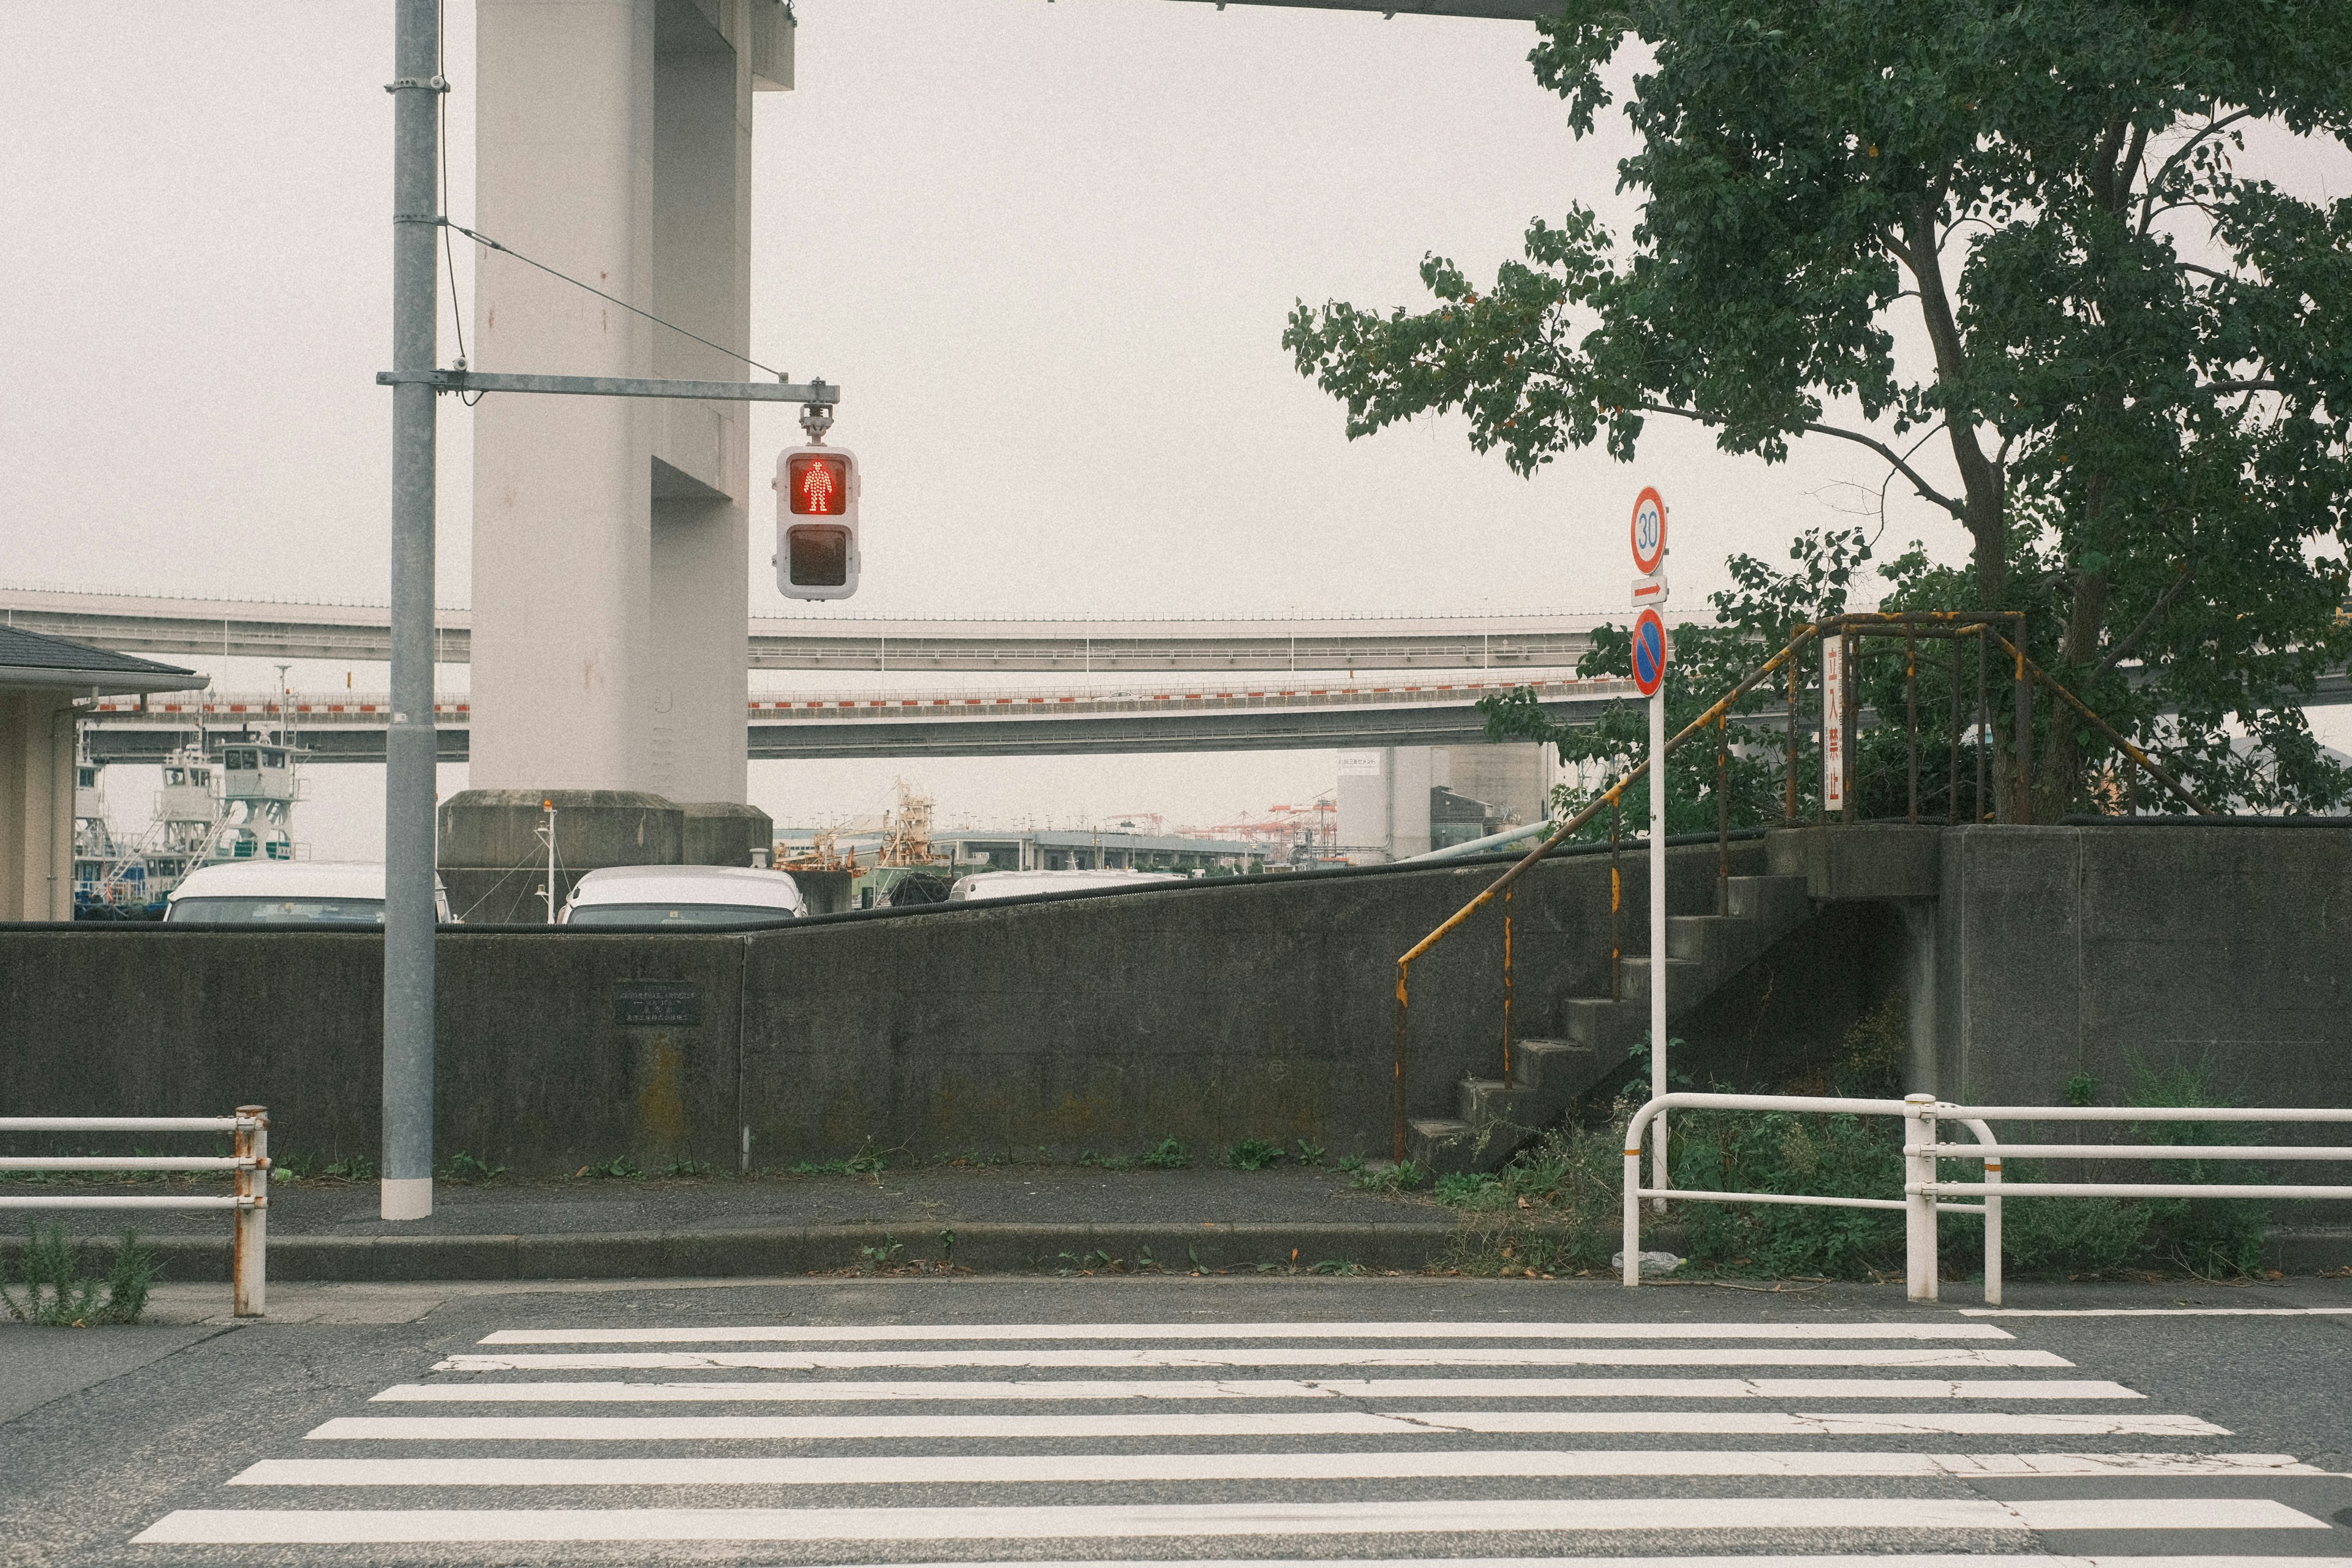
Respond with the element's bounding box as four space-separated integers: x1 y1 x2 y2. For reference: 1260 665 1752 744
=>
1387 609 2202 1163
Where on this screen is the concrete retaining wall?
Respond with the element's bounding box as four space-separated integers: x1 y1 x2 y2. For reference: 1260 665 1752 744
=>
0 842 1776 1172
1935 823 2352 1110
13 823 2326 1175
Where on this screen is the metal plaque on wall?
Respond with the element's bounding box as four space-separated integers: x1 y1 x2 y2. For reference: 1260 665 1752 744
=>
613 980 704 1028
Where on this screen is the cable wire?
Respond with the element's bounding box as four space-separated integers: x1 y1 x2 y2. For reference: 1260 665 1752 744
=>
440 219 792 382
435 0 483 404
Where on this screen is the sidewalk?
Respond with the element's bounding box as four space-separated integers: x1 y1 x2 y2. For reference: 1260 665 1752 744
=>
3 1164 1470 1282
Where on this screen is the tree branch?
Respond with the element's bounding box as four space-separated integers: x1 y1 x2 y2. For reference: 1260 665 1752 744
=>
2140 106 2261 236
1634 401 1968 519
2093 564 2196 679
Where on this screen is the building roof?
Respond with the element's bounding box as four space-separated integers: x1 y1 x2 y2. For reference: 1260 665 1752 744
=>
0 623 207 694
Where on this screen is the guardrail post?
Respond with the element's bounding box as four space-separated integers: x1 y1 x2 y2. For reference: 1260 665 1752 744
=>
1904 1092 1937 1302
232 1106 268 1318
1621 1119 1644 1289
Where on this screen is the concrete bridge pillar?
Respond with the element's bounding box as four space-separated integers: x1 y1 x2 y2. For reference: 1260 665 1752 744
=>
451 0 791 879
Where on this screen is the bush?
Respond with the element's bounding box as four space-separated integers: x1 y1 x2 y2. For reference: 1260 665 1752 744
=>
1442 1123 1625 1275
1 1225 159 1326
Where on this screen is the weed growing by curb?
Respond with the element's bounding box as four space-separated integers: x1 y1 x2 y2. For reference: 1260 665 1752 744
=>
1 1225 159 1325
1225 1137 1287 1171
439 1152 508 1184
1352 1161 1427 1193
1137 1137 1191 1170
791 1143 890 1177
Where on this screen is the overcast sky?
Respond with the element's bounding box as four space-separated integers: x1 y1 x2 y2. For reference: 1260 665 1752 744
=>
6 2 2345 853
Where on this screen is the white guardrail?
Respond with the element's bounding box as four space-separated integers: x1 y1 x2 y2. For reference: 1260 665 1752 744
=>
0 1107 269 1317
1621 1091 2352 1305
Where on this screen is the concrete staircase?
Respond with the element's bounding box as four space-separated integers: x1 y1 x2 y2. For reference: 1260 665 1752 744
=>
1408 872 1815 1173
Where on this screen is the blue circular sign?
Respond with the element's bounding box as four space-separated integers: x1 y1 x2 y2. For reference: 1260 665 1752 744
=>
1632 608 1669 696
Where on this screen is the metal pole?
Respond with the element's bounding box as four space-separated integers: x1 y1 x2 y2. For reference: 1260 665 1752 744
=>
1904 1092 1939 1302
1500 884 1514 1084
231 1106 267 1318
1947 636 1961 821
2013 628 2033 826
1714 713 1728 915
1841 630 1856 823
382 0 440 1223
1784 636 1800 822
1649 682 1668 1207
1975 628 1988 821
1391 964 1409 1166
1905 629 1918 824
1609 796 1622 1003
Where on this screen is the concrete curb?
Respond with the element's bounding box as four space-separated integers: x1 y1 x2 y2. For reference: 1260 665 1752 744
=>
32 1221 1468 1283
24 1224 2343 1284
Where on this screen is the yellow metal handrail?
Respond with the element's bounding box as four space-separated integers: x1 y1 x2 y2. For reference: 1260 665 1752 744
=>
1382 606 2196 1164
1388 627 1819 1161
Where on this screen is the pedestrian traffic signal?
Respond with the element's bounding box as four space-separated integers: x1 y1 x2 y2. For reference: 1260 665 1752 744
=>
773 445 860 600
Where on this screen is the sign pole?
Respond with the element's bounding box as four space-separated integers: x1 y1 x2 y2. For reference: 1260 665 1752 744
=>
1648 666 1668 1205
1627 488 1671 1209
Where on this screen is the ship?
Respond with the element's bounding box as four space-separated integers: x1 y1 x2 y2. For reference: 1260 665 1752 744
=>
73 727 307 920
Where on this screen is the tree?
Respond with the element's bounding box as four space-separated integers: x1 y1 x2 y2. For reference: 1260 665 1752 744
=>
1286 2 2352 816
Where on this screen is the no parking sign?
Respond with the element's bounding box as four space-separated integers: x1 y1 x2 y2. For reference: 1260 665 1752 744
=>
1632 607 1670 696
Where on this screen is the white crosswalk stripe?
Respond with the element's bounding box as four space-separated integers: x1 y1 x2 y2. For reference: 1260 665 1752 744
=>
130 1496 2333 1544
229 1452 2326 1487
432 1346 2070 1370
134 1314 2339 1558
372 1371 2088 1402
478 1321 2026 1343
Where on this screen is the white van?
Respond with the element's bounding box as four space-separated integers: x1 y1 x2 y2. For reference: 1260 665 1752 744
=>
165 861 453 925
560 864 806 926
946 868 1187 903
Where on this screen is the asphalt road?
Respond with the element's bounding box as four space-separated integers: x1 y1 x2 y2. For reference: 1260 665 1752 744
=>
4 1274 2350 1567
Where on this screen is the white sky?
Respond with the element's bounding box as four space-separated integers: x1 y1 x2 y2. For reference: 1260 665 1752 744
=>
7 2 2344 854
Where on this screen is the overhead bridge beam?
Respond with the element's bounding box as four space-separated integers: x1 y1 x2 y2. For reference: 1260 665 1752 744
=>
0 589 1600 674
78 679 1635 763
1161 1 1558 18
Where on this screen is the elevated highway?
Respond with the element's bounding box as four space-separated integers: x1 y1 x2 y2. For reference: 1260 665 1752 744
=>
0 587 1600 676
78 675 1637 762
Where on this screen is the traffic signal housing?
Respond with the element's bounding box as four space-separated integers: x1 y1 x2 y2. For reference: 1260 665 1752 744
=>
774 445 860 600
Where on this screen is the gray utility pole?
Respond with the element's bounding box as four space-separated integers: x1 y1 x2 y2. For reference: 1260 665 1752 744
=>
375 8 836 1223
382 0 441 1223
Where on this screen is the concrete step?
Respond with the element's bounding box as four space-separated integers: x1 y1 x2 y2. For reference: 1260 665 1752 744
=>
1409 870 1820 1178
1406 1117 1472 1172
1512 1036 1597 1091
1665 913 1746 963
1727 872 1812 929
1617 954 1704 997
1427 1037 1615 1177
1559 995 1642 1046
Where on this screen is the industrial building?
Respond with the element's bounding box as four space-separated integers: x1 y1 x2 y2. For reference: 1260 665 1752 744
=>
1334 742 1562 861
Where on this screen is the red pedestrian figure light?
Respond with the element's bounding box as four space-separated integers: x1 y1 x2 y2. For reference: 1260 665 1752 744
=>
788 454 845 516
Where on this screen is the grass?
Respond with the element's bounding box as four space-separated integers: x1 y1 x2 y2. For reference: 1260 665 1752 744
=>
439 1151 507 1184
1224 1137 1287 1171
1351 1160 1427 1193
274 1152 377 1183
790 1143 890 1177
1421 1001 2277 1284
1137 1137 1191 1170
1 1224 159 1326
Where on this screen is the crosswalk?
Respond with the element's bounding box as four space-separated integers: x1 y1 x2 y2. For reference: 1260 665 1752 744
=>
132 1313 2345 1559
